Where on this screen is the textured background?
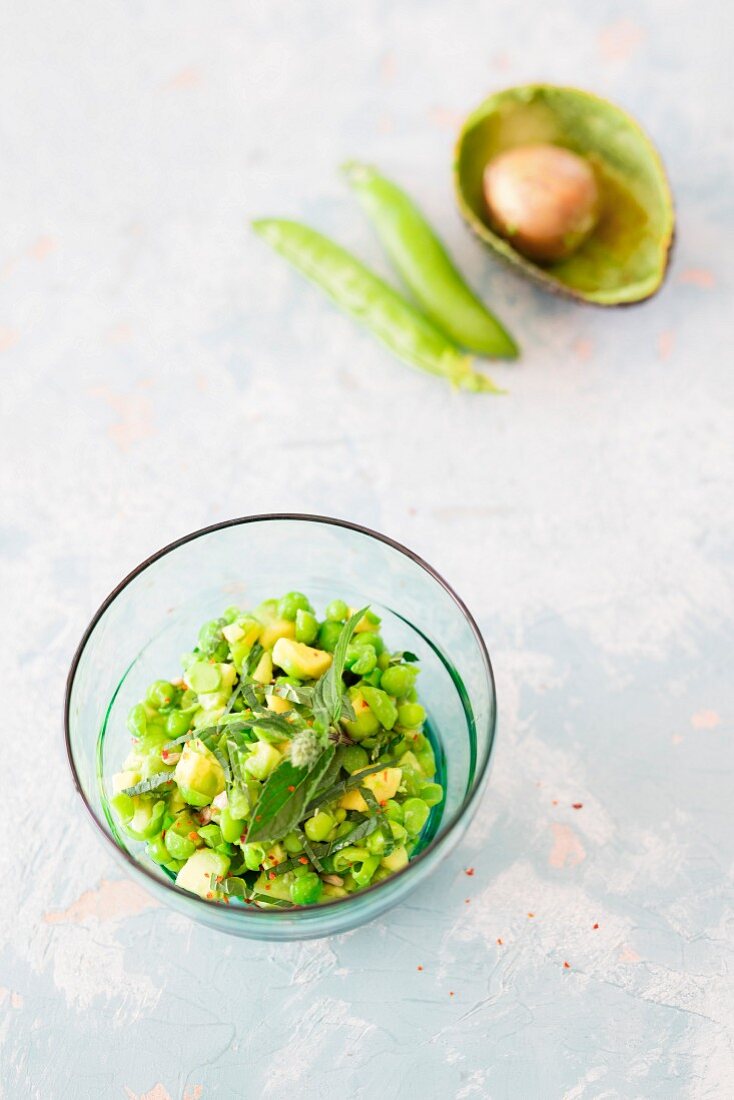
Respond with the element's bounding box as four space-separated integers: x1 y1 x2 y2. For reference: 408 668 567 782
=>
2 2 733 1097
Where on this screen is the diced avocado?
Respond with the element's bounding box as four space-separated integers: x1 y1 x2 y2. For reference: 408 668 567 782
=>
339 766 401 811
260 618 296 649
381 845 409 872
348 607 381 633
266 692 292 714
112 769 140 795
175 848 230 899
272 637 332 680
252 650 273 685
243 741 282 780
253 870 292 902
221 622 245 644
174 739 225 807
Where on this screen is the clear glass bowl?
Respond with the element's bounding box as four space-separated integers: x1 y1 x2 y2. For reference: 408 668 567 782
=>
65 515 497 940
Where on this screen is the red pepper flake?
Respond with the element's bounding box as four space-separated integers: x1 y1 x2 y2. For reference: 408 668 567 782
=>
239 832 248 843
188 831 198 841
496 937 503 945
268 871 276 880
563 961 571 969
264 884 271 891
465 898 470 904
449 991 455 997
592 922 599 930
206 892 213 899
527 912 535 918
287 785 296 793
161 749 169 759
256 815 262 821
417 965 423 971
552 799 558 806
299 856 308 864
383 770 388 780
163 697 170 704
379 800 386 808
572 803 583 810
464 867 475 877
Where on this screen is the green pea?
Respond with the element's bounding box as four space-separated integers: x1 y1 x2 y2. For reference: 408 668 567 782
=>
377 652 390 670
352 855 381 888
334 820 353 840
384 799 404 823
397 702 426 728
127 703 147 738
277 591 312 621
243 842 267 871
420 782 444 807
361 686 397 730
405 687 418 702
304 811 333 843
295 609 319 644
284 831 305 854
416 744 436 777
317 620 343 653
380 665 416 698
146 680 175 709
366 829 387 855
333 808 347 823
289 872 323 906
165 830 196 860
361 668 382 688
347 644 377 676
389 820 408 844
343 162 518 359
253 220 504 393
353 631 384 655
333 845 370 872
145 835 169 864
220 808 246 844
165 709 190 737
341 745 369 774
198 619 224 655
325 599 348 622
403 797 430 836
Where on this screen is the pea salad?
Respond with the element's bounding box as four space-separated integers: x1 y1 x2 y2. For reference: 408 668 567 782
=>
109 594 444 909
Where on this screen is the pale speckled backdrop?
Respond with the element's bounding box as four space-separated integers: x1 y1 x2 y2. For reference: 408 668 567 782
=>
1 1 733 1098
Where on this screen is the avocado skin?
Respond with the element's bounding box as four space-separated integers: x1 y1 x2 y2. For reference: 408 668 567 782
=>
454 84 675 306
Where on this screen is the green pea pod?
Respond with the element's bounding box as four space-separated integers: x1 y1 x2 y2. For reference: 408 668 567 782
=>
252 219 504 394
342 162 518 360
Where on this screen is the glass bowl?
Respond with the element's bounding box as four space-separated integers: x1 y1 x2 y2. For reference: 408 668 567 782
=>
65 515 497 940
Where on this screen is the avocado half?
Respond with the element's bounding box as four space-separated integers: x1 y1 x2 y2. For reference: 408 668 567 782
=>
454 85 675 305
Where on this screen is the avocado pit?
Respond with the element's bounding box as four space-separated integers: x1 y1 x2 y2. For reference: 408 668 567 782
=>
483 143 600 263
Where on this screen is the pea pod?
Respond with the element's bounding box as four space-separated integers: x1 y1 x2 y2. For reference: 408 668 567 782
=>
342 162 518 360
252 219 503 394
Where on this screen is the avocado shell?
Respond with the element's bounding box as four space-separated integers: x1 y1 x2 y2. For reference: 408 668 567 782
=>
454 85 675 305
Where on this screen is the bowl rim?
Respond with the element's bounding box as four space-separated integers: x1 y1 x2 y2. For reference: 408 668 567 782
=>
64 513 497 921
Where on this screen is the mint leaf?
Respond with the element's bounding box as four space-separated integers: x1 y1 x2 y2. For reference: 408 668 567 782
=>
311 607 367 729
122 772 174 796
247 746 336 844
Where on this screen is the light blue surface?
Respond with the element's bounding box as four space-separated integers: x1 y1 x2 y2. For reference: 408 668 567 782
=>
2 2 732 1098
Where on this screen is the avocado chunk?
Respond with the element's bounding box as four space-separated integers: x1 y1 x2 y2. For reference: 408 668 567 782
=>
455 84 674 304
174 739 225 807
176 848 230 899
272 637 332 680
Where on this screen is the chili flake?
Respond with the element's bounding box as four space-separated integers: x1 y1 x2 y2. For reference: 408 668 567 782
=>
417 965 423 971
497 937 503 945
268 871 276 880
593 923 599 930
287 785 296 792
572 803 583 810
465 867 475 876
563 961 571 969
299 857 309 864
528 912 535 918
